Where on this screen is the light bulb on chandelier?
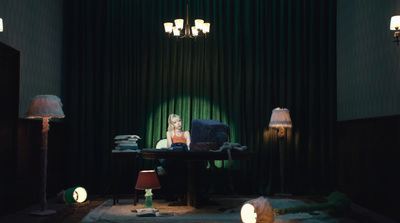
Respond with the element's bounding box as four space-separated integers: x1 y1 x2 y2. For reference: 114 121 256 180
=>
164 3 210 40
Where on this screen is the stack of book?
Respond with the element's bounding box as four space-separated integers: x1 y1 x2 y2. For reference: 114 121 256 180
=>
114 135 141 150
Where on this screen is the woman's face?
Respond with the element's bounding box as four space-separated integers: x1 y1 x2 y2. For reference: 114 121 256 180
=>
173 119 182 130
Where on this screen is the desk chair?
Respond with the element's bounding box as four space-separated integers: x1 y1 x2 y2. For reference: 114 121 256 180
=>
155 138 168 175
155 138 168 149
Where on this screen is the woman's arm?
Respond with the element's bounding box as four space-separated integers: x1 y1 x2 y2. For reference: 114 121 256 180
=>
184 131 191 147
166 131 172 147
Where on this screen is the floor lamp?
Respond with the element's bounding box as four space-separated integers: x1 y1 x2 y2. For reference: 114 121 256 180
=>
26 95 65 216
269 108 292 194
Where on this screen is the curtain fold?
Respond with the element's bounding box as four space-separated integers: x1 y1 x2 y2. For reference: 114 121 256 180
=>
64 0 336 196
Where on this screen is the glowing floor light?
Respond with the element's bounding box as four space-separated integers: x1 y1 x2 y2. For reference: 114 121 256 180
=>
64 186 88 204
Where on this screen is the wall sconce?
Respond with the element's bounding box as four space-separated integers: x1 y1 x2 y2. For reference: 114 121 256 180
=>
0 18 3 32
26 95 65 216
390 15 400 46
269 107 292 194
135 170 161 209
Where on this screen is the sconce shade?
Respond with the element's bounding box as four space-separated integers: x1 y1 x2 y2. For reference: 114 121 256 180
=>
195 19 204 30
269 108 292 128
203 23 210 33
164 22 173 33
174 19 184 30
0 18 3 32
64 186 87 204
26 95 65 119
135 170 161 190
173 26 180 36
191 26 198 36
390 16 400 30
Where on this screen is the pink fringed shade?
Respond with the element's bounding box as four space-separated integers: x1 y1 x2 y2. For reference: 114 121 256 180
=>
269 108 292 128
26 95 65 119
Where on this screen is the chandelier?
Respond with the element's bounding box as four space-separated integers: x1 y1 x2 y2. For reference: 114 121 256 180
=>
163 4 210 39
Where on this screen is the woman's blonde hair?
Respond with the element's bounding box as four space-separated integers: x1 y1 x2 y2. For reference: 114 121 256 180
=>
167 114 181 131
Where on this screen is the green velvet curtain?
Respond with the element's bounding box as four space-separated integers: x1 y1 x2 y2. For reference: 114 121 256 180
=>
63 0 337 196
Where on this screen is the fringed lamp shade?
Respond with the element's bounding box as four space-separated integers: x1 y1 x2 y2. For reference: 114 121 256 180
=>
26 95 65 119
269 108 292 128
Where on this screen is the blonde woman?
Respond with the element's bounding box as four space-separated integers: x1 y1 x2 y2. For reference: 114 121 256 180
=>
159 114 191 203
166 114 191 148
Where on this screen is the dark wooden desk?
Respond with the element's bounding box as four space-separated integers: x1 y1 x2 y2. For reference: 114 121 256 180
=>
141 149 253 208
111 150 140 205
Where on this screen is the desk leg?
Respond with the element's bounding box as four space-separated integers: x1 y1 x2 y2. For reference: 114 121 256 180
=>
133 154 138 206
187 161 197 208
113 156 118 205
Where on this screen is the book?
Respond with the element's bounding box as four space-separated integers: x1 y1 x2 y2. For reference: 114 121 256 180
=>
118 142 138 146
136 208 158 217
115 139 138 145
118 146 138 150
114 135 141 150
114 135 141 140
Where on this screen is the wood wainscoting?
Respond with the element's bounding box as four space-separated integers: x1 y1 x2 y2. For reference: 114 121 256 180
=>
336 115 400 221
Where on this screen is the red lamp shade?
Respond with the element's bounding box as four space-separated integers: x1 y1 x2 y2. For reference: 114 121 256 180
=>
135 170 161 190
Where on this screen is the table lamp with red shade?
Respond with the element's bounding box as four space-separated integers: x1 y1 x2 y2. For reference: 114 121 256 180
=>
135 170 161 209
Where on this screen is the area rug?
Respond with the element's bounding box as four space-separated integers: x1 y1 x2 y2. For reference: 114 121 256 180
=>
80 197 338 223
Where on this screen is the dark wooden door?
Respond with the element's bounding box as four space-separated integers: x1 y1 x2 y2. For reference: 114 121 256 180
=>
0 41 20 216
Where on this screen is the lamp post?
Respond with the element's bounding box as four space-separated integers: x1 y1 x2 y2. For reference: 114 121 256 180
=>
269 108 292 195
26 95 65 216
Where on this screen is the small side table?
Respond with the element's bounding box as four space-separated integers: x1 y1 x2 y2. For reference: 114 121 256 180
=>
111 149 140 205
